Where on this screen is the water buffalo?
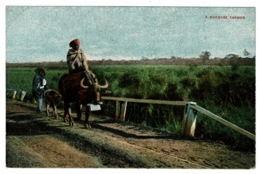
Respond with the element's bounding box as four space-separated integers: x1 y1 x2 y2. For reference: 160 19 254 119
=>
58 71 108 128
44 89 63 118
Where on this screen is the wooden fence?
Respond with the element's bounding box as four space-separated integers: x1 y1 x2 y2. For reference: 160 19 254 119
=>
102 96 255 141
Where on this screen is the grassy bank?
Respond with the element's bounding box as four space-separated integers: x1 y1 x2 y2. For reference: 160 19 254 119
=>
6 65 255 151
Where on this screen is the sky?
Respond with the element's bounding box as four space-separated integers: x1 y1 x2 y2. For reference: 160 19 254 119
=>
5 6 256 63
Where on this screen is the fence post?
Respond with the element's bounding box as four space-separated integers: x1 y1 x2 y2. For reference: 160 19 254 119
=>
12 90 17 99
120 101 128 121
20 91 26 101
115 101 120 121
182 103 198 137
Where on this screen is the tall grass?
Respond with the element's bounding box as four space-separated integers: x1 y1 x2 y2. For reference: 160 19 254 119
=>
6 65 255 151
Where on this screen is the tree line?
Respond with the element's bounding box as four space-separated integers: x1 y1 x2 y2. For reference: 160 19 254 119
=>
6 56 255 67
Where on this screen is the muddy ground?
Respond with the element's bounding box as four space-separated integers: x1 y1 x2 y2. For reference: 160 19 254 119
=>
6 99 255 168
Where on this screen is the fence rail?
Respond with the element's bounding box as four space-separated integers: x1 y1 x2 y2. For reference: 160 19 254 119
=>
102 96 255 141
190 105 255 140
102 96 194 106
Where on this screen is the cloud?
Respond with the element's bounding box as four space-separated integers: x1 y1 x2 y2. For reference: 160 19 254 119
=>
6 7 256 62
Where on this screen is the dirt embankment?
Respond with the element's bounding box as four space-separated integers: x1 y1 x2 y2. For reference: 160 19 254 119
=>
6 99 255 168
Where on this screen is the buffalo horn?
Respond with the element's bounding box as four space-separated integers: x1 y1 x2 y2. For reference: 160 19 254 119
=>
44 89 60 95
97 80 109 89
80 77 89 89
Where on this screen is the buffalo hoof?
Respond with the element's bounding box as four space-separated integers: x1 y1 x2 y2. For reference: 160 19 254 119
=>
69 121 74 126
64 117 69 123
85 124 92 129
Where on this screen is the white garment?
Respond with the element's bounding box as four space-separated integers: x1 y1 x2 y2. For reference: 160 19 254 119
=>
67 48 89 71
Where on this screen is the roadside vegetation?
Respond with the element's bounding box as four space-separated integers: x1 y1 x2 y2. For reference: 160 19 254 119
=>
6 62 255 151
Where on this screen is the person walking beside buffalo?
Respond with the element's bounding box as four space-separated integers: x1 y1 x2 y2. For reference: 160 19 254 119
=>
32 68 47 113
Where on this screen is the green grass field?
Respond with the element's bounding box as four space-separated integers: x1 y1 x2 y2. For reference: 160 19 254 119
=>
6 65 255 151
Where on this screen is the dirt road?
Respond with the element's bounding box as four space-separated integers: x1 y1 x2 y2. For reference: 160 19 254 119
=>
6 99 255 168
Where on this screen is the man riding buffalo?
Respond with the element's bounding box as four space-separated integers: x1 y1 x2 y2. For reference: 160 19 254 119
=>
67 38 89 74
67 38 97 82
59 39 108 128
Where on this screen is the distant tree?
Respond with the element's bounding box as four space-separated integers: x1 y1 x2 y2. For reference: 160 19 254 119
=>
225 54 239 59
243 49 251 58
141 56 148 60
200 51 211 61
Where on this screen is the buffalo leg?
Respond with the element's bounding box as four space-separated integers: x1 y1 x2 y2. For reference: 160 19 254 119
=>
84 106 91 128
67 103 74 126
46 103 50 116
69 115 74 126
66 103 74 126
75 102 82 121
53 105 58 119
64 102 70 123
